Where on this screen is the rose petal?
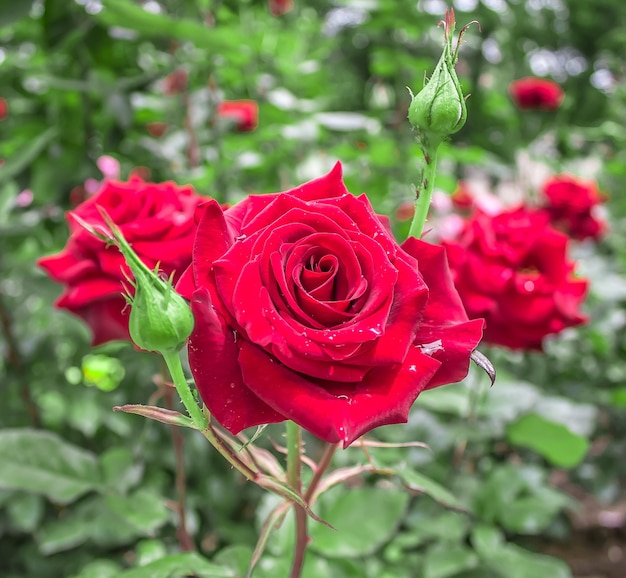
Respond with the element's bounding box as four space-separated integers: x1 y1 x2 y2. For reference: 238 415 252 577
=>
239 340 441 447
188 288 284 433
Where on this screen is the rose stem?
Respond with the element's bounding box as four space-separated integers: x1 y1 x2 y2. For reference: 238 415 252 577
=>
161 350 257 482
161 361 194 552
304 442 339 502
286 421 308 578
408 145 440 239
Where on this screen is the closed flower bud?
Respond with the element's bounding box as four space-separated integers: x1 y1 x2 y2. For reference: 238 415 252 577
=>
127 264 194 355
408 9 471 145
76 209 194 354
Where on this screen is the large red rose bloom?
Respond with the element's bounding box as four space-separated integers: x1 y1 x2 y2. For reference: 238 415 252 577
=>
177 163 484 447
443 207 588 351
38 177 205 345
509 77 564 111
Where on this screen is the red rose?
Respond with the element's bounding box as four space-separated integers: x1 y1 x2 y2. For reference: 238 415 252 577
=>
217 100 258 132
146 122 168 138
541 175 606 241
38 177 205 345
0 98 7 121
451 182 474 210
509 77 564 111
269 0 293 16
443 207 588 351
176 163 484 447
162 69 188 95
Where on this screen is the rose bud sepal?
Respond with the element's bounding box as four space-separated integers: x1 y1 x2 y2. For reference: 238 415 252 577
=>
73 209 194 356
407 9 469 147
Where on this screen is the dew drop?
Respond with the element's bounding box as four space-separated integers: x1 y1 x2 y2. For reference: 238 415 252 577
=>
337 394 349 400
235 234 247 241
419 339 444 356
408 364 417 373
523 280 535 292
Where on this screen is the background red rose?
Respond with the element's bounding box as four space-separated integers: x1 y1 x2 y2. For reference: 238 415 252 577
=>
541 174 606 241
177 163 484 447
509 77 564 111
217 100 259 132
443 206 588 351
269 0 293 16
38 177 205 345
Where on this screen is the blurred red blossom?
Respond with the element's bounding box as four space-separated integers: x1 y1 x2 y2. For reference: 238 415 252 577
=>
443 206 588 351
269 0 293 16
541 175 607 241
509 77 564 111
217 100 259 132
147 122 168 138
451 181 474 210
38 178 206 345
0 98 7 121
162 69 188 95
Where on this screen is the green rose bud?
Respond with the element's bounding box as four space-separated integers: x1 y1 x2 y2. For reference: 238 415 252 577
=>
408 9 473 146
74 209 194 355
126 262 194 355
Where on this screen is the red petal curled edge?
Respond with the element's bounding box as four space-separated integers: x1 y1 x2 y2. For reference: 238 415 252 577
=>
239 340 441 447
402 237 485 388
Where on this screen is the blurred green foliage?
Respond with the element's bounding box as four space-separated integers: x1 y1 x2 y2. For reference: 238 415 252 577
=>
2 0 626 577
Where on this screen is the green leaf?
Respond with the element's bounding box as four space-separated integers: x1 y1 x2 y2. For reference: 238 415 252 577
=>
309 486 409 558
507 413 589 468
0 429 100 504
93 0 235 52
82 353 126 392
0 0 35 27
397 467 467 512
117 553 235 578
105 490 170 534
5 492 45 533
472 525 572 578
0 127 57 186
415 383 469 416
499 495 568 535
135 539 168 566
423 544 479 578
37 507 93 555
70 559 123 578
213 545 253 577
100 447 143 494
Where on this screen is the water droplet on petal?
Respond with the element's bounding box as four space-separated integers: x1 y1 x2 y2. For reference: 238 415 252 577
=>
523 280 535 292
419 339 444 356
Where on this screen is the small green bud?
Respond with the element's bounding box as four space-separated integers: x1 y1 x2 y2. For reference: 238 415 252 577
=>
75 209 194 355
408 9 474 145
127 264 194 355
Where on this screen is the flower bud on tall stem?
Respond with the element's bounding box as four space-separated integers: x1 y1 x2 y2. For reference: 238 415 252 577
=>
407 8 478 239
